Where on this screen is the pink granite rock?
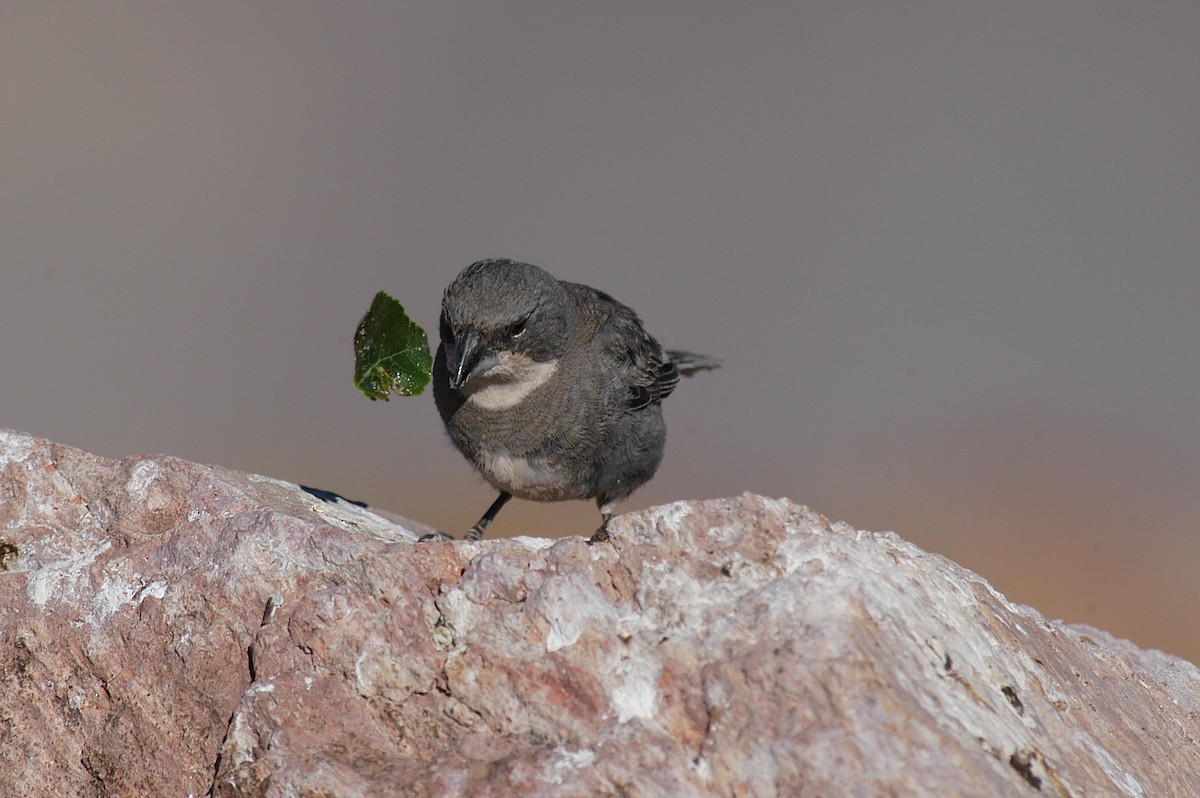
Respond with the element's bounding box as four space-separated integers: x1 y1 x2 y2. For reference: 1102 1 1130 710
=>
1 428 1197 797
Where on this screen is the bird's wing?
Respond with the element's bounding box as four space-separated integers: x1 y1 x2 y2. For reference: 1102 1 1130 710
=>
564 283 679 410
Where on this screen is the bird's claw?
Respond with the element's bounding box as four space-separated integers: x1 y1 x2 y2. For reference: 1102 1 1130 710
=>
586 527 611 545
417 531 455 543
417 524 488 543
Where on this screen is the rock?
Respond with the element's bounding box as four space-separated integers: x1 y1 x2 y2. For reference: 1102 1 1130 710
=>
1 428 1197 797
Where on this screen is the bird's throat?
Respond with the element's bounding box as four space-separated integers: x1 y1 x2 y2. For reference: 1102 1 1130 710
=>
464 353 558 411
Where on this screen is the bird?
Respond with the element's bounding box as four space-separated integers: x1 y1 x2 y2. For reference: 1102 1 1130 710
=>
429 258 719 543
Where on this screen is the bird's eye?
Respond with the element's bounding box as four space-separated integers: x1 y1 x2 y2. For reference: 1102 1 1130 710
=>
510 318 529 339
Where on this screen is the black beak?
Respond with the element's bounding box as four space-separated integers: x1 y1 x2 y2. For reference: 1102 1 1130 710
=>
446 327 483 390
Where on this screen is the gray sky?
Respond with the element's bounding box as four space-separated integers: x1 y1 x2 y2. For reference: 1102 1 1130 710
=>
3 3 1198 661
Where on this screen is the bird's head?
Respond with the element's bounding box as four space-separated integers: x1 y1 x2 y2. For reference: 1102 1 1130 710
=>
438 259 576 396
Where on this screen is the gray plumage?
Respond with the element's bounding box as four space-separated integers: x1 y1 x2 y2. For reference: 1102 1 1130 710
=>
431 258 719 541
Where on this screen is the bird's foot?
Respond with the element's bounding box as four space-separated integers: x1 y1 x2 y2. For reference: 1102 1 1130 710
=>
450 492 510 542
416 524 489 543
586 528 610 545
416 530 455 543
587 507 615 545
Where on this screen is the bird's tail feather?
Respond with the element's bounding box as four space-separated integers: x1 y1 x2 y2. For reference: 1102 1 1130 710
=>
667 350 722 375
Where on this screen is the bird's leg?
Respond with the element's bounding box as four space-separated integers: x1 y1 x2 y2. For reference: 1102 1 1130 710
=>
587 499 617 544
463 491 512 541
416 491 512 543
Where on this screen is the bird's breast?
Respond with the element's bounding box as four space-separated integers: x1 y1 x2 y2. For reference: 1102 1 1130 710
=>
477 449 578 501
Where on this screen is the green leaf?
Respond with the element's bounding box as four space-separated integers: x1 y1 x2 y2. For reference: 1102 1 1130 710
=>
353 291 433 399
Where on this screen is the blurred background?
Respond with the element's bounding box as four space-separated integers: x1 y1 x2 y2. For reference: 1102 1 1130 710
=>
2 4 1198 662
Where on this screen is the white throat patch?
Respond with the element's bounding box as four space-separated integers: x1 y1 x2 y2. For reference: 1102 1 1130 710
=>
465 352 558 411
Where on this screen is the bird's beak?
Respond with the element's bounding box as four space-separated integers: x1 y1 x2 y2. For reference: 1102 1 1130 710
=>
446 327 497 390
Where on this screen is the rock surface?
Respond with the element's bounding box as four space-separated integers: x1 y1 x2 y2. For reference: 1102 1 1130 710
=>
1 427 1198 797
